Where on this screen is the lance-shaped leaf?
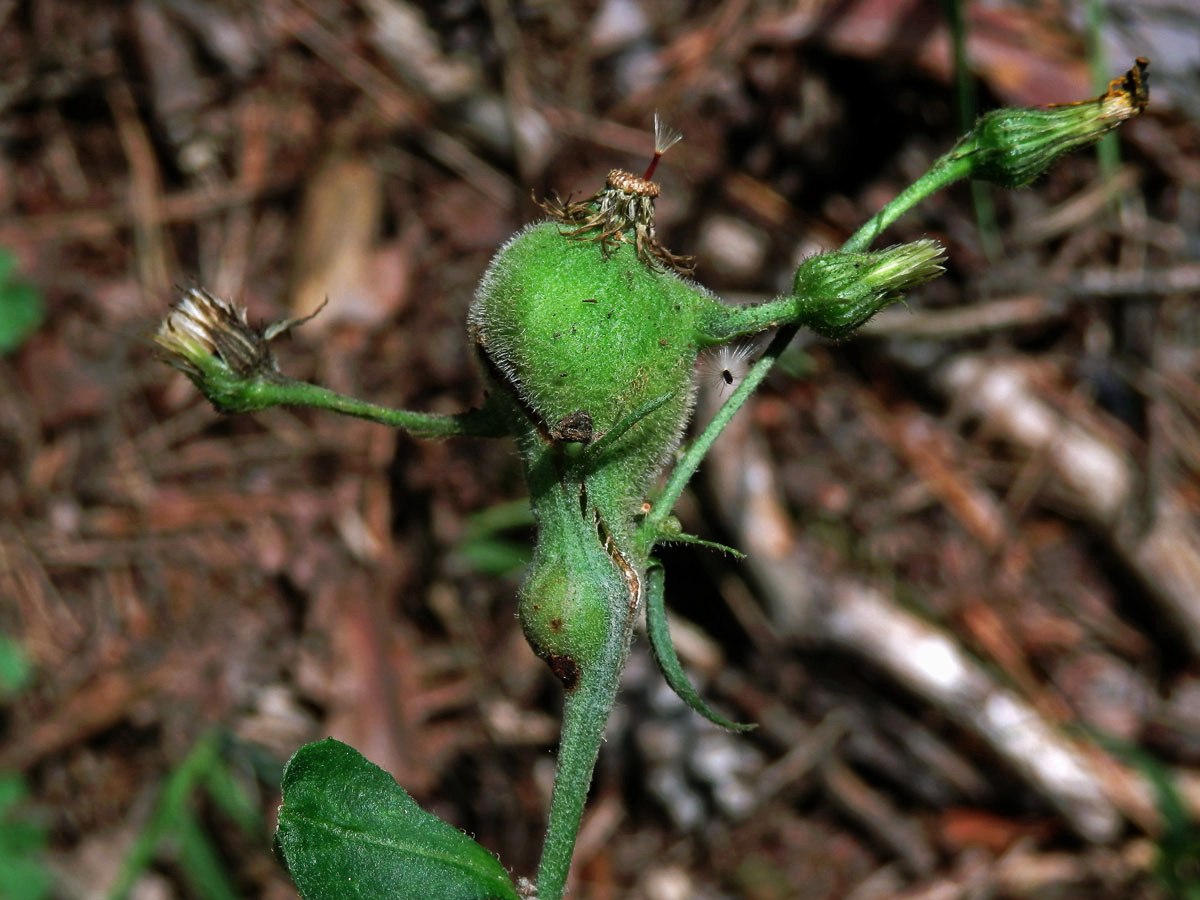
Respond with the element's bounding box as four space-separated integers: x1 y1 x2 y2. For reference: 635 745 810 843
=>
645 566 756 732
276 739 520 900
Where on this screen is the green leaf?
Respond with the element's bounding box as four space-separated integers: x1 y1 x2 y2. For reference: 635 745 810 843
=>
0 851 51 900
177 811 241 900
451 499 534 577
0 773 28 814
645 566 756 733
0 773 50 900
201 747 263 836
275 739 520 900
0 252 44 355
0 634 33 697
107 732 263 900
454 537 531 577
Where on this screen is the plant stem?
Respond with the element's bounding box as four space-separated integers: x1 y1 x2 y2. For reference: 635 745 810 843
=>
534 642 625 900
942 0 1001 259
644 156 974 545
246 376 511 438
1084 0 1122 214
639 324 793 552
842 154 971 252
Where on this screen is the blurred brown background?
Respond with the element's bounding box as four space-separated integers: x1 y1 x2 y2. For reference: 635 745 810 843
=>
2 1 1199 898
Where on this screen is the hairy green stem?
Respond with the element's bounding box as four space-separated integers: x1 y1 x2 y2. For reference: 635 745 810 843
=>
696 294 801 345
534 598 631 900
534 670 619 900
639 324 793 553
843 154 971 252
240 375 509 438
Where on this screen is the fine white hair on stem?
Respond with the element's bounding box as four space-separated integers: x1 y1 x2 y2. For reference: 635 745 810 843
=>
653 112 683 155
700 341 758 394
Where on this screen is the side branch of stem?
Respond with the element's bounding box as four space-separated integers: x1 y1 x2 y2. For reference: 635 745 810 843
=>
246 378 512 438
644 150 977 542
843 154 972 252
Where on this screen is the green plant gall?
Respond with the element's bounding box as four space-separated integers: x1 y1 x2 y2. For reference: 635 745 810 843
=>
469 175 716 519
514 478 631 688
469 168 717 675
466 160 945 679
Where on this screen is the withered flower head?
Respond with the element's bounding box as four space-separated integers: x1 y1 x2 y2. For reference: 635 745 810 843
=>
155 286 279 379
1053 56 1150 118
539 115 694 275
155 287 327 413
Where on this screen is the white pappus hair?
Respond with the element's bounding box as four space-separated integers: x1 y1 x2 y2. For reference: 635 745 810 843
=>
699 341 758 395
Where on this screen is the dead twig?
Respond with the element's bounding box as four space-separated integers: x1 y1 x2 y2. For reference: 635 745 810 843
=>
937 355 1200 657
702 388 1126 843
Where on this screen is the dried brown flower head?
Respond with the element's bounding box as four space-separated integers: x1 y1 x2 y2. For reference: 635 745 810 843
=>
538 116 694 275
155 287 279 379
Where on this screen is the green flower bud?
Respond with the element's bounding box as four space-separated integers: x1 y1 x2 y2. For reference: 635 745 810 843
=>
793 239 946 339
951 58 1148 188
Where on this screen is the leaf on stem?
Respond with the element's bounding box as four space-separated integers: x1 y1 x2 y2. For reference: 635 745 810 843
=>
275 739 521 900
0 252 44 355
645 567 756 733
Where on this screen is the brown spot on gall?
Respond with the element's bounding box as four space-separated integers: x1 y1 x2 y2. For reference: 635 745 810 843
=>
545 653 580 692
550 410 594 443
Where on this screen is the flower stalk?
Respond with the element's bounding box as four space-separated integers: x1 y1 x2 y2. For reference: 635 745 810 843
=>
156 287 508 437
846 57 1148 251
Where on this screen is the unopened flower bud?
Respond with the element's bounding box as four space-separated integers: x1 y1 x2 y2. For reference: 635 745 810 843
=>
951 58 1148 188
795 239 946 339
